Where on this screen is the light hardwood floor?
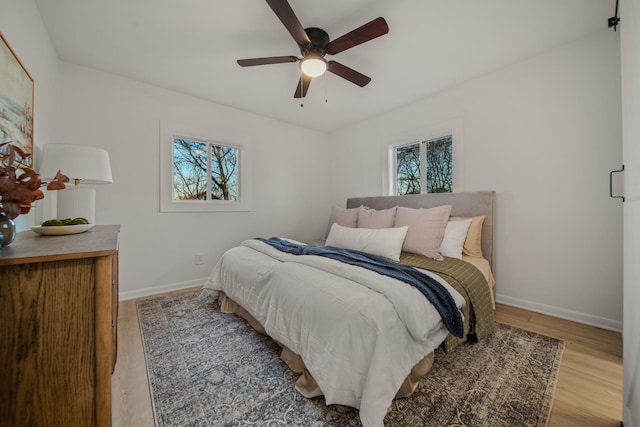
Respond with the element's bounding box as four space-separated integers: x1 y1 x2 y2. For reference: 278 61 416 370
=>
112 289 623 426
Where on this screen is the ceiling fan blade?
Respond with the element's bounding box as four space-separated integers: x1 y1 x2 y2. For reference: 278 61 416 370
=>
237 56 299 67
294 73 312 98
326 17 389 55
327 61 371 87
265 0 311 46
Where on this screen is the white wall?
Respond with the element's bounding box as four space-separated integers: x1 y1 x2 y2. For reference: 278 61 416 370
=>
329 29 623 330
53 63 330 298
0 0 60 231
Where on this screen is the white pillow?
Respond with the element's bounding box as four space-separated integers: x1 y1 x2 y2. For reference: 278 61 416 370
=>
439 218 472 259
325 223 408 262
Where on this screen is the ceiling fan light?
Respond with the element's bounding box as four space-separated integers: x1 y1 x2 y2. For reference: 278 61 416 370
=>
300 57 327 78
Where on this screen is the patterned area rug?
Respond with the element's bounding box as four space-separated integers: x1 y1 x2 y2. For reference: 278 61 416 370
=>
137 288 564 427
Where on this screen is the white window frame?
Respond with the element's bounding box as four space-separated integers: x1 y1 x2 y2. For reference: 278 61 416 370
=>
384 119 463 195
160 121 252 212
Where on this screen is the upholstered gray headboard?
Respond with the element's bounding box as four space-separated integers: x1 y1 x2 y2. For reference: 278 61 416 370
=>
346 191 496 271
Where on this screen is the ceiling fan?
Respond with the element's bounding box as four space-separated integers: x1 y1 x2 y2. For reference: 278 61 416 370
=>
237 0 389 98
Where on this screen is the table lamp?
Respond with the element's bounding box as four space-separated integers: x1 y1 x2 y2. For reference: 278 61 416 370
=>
39 144 113 224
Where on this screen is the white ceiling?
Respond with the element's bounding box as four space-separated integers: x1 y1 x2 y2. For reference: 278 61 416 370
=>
35 0 614 132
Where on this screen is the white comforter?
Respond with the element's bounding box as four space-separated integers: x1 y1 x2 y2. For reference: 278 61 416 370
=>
203 239 465 427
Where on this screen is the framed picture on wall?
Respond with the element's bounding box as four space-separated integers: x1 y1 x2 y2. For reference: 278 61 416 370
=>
0 32 34 167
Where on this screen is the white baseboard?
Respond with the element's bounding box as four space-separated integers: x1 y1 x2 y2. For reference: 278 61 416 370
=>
119 278 207 301
496 294 623 333
624 407 635 427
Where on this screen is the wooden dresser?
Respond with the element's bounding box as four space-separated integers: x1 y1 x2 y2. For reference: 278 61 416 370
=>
0 225 120 427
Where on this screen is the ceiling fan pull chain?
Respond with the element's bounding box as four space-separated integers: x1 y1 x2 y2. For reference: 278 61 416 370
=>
324 73 328 103
300 73 304 107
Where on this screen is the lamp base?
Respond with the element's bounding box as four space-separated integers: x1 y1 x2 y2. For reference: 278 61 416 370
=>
57 186 96 224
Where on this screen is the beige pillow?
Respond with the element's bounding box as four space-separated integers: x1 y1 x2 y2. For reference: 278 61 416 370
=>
357 206 397 229
329 205 358 228
393 205 452 260
450 215 485 257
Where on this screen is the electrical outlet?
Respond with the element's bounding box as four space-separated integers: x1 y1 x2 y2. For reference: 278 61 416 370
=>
195 253 204 265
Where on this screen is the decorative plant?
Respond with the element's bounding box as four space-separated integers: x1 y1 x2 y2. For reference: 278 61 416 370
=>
0 141 68 220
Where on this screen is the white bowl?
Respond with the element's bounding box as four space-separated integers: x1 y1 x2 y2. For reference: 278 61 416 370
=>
31 223 95 236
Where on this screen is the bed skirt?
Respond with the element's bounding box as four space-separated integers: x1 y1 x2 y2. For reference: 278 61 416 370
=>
217 291 435 400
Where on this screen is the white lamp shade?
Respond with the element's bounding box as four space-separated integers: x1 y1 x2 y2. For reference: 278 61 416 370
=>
300 57 327 78
40 144 113 184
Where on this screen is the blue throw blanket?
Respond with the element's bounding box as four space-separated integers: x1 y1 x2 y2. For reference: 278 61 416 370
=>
256 237 464 338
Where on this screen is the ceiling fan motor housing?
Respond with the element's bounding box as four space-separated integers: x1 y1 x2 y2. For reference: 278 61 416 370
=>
301 27 330 58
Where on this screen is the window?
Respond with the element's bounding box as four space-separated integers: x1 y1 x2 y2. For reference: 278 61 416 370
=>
172 137 238 201
160 121 251 212
393 135 453 195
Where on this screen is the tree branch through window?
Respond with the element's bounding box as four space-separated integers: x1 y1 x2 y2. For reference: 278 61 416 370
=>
173 137 238 201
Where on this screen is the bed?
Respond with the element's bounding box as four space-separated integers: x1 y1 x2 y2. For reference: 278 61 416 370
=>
202 191 496 427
